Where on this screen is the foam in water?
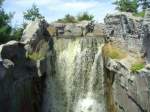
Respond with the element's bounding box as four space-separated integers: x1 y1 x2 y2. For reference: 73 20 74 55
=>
75 97 103 112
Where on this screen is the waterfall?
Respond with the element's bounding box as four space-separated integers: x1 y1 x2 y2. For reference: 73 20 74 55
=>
42 37 105 112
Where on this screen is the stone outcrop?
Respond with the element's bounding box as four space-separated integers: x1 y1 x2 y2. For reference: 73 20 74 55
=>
0 19 51 112
142 8 150 63
104 12 143 39
50 21 105 37
0 41 41 112
105 58 150 112
104 10 150 112
104 12 143 51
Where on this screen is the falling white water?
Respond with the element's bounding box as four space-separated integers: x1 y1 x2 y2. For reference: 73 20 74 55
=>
75 97 103 112
74 44 104 112
42 37 106 112
88 44 104 92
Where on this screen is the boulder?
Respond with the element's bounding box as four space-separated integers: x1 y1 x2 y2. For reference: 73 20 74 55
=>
104 12 143 39
64 23 82 37
104 12 143 52
0 19 52 112
21 19 50 52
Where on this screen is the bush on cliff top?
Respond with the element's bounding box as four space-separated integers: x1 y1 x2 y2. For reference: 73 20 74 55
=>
103 43 126 59
130 62 144 73
57 12 94 23
133 11 145 17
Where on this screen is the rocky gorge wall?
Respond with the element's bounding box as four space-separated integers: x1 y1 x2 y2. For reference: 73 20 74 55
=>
0 10 150 112
104 9 150 112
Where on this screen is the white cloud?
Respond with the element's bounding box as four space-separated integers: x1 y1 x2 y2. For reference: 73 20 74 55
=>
4 0 116 26
14 0 35 5
63 1 98 10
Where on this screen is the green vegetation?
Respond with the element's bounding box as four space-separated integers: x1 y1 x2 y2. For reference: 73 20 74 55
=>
23 4 44 21
57 12 94 23
103 43 126 59
113 0 150 17
77 12 94 21
10 27 24 41
27 40 49 61
0 0 25 44
57 14 77 23
130 62 144 73
0 0 13 44
0 2 45 44
138 0 150 10
28 52 44 61
113 0 138 13
133 11 145 17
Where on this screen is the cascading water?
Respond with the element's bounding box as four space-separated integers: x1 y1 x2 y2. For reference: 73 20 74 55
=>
42 37 105 112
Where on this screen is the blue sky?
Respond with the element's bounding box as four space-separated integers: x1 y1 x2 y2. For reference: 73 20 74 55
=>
3 0 116 27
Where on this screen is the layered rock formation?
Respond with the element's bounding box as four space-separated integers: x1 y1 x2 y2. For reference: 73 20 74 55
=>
104 10 150 112
104 12 143 52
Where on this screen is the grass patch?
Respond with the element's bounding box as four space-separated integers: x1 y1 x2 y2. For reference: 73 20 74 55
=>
133 11 145 17
27 40 49 61
28 52 45 61
130 63 144 73
103 43 126 59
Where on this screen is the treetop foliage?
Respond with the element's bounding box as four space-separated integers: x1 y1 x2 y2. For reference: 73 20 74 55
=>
23 4 44 21
113 0 150 17
57 12 94 23
77 12 94 21
0 0 23 44
113 0 138 13
138 0 150 9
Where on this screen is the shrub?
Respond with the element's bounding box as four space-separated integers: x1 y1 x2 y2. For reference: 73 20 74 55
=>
133 11 145 17
103 43 126 59
28 52 44 61
27 40 49 61
77 12 94 21
130 62 144 73
113 0 138 13
57 14 77 23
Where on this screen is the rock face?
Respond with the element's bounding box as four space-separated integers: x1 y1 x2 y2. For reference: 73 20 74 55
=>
104 12 143 51
105 58 150 112
142 8 150 63
104 11 150 112
104 12 143 39
0 41 41 112
51 21 105 37
0 19 51 112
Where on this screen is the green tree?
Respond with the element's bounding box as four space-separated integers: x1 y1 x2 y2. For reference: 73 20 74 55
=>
138 0 150 10
113 0 138 13
0 0 4 6
0 0 13 44
57 14 77 23
23 4 44 21
10 27 24 41
77 12 94 21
